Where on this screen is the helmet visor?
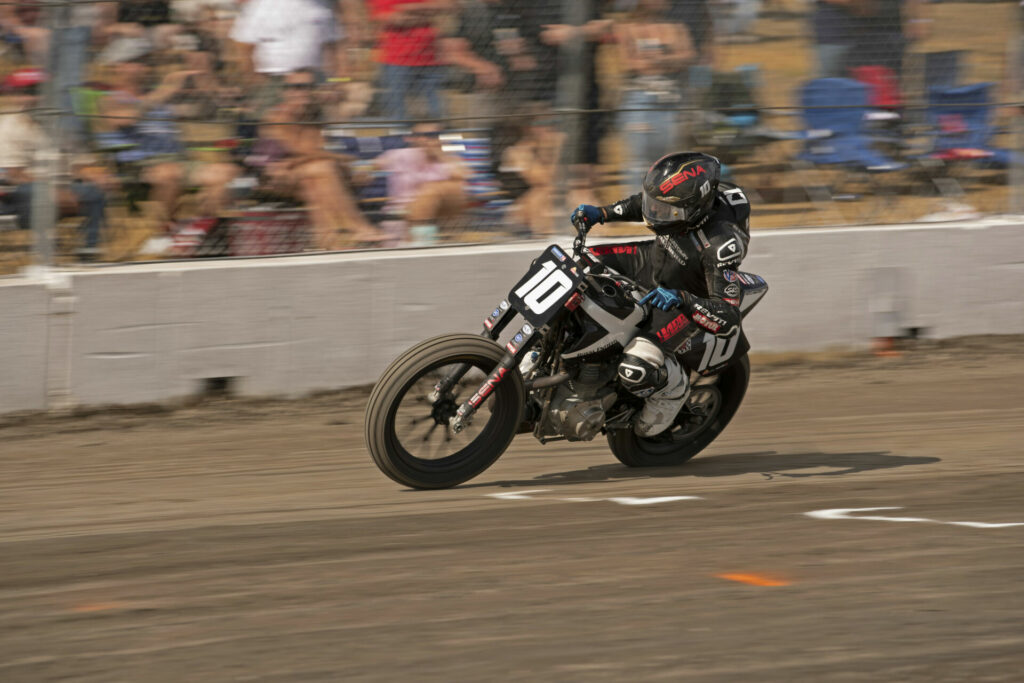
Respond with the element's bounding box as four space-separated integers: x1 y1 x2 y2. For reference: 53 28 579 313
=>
642 192 688 227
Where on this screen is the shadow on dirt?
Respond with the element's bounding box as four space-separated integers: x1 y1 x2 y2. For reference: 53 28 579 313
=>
469 451 940 489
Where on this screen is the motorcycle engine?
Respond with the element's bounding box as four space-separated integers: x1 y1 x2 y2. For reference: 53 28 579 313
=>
543 363 618 442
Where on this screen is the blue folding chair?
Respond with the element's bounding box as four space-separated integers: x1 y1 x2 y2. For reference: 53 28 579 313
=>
798 78 905 172
926 83 1010 168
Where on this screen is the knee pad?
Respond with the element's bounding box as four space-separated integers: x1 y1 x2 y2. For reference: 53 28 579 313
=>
618 337 668 398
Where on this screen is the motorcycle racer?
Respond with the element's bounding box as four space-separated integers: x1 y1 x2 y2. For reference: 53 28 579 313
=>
572 151 751 438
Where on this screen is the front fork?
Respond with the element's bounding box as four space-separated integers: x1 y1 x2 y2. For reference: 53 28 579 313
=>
442 299 538 433
429 299 514 403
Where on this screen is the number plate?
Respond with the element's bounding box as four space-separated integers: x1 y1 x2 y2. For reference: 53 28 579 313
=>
508 245 583 326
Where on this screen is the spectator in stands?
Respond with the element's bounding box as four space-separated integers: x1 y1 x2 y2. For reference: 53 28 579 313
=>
94 49 237 224
255 68 384 249
369 0 452 120
375 122 469 244
443 0 505 120
444 0 562 115
540 5 614 207
230 0 346 82
499 115 564 237
713 0 762 43
615 0 695 181
666 0 714 66
846 0 926 79
810 0 858 78
97 0 179 64
0 69 109 259
0 2 49 65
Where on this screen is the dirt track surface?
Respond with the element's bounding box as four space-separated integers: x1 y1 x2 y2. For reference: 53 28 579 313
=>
2 337 1024 681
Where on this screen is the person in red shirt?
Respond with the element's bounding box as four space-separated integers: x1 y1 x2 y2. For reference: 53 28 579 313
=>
369 0 452 120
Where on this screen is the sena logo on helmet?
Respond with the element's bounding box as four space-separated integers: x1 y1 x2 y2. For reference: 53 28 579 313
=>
659 163 707 194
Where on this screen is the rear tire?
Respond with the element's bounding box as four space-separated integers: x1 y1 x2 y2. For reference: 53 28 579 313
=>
365 334 524 489
607 355 749 467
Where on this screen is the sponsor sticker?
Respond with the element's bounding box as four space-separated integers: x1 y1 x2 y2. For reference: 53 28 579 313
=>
724 283 741 298
468 367 508 407
716 238 742 263
659 162 707 193
723 270 738 283
618 364 647 384
693 312 721 333
551 246 567 261
656 312 690 342
591 245 637 256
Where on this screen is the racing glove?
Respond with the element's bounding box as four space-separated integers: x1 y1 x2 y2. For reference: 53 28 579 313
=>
639 287 683 311
571 204 605 231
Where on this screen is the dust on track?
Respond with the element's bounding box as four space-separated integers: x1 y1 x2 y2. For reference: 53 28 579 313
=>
2 336 1023 681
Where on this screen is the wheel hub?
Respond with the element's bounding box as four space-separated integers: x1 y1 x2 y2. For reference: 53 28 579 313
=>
430 396 458 425
676 386 722 437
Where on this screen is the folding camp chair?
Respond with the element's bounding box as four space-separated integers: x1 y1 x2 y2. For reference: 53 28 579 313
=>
796 78 905 209
798 78 905 169
915 82 1011 204
926 83 1008 167
849 65 906 154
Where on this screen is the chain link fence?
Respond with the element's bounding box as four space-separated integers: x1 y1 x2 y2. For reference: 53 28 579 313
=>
0 0 1021 273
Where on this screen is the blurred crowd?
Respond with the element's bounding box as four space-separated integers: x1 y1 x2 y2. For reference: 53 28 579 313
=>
0 0 966 261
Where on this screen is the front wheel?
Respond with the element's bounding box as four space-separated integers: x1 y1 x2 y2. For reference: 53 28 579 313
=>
606 355 749 467
364 334 525 489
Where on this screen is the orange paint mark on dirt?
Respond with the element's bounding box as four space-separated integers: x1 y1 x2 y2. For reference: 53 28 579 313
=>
69 602 132 613
715 573 791 587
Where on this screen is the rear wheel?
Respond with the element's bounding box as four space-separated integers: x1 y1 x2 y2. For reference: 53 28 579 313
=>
364 334 525 489
607 355 749 467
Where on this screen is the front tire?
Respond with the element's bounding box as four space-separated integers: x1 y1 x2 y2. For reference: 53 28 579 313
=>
365 334 525 489
607 355 749 467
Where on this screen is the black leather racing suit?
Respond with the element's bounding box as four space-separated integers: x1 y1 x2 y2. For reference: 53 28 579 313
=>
590 182 752 372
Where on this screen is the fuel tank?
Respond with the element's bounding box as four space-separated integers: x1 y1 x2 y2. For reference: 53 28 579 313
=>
561 275 645 362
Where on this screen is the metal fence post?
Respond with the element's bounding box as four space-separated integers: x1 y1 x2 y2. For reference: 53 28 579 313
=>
29 0 70 268
1011 6 1024 215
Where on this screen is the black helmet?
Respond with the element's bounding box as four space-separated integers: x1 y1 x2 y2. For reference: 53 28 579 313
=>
640 152 721 234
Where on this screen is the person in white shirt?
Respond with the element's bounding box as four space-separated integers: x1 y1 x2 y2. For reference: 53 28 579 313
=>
230 0 343 78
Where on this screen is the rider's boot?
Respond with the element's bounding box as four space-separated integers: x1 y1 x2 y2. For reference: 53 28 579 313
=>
617 337 691 437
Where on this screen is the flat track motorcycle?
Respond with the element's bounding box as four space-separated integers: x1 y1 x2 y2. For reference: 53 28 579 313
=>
364 217 768 489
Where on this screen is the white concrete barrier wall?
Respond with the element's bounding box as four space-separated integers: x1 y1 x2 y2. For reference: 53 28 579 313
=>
2 219 1023 414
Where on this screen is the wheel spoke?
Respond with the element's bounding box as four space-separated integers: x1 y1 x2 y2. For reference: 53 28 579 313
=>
422 422 439 442
388 358 505 463
395 416 433 441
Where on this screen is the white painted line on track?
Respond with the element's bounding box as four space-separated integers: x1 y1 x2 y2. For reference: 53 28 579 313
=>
488 490 550 500
486 491 702 506
806 507 1024 529
607 496 703 506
